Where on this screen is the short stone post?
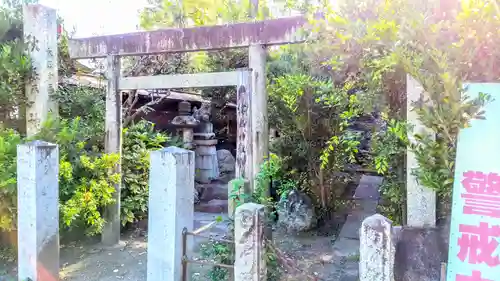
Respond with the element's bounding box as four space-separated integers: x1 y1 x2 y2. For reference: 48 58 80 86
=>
228 178 250 219
234 203 266 281
147 147 195 281
359 214 395 281
17 141 59 281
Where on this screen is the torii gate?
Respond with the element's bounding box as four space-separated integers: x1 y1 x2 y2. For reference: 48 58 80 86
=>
23 3 438 249
66 14 309 245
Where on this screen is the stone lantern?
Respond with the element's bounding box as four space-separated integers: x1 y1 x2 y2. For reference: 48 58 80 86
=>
171 100 199 149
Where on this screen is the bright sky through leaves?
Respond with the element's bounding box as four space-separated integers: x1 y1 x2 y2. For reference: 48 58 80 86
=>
39 0 148 37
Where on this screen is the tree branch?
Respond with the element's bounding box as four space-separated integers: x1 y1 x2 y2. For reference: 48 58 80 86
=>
123 90 171 127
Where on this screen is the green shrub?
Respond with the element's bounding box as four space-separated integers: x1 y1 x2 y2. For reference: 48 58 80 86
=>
268 73 362 210
0 117 119 235
55 84 106 149
35 117 120 235
55 80 184 226
121 120 181 225
371 117 409 225
0 129 21 231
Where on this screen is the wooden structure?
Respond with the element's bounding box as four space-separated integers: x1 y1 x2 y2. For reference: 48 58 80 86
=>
129 90 237 138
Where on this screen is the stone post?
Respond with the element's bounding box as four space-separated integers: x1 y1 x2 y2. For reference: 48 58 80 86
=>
147 147 195 281
359 214 395 281
406 75 436 227
234 203 266 281
228 179 250 219
17 141 59 281
23 4 58 137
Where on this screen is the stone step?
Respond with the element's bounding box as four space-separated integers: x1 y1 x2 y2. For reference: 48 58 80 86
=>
194 199 228 213
197 183 229 201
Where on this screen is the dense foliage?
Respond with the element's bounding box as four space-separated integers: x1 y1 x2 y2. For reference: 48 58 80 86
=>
267 73 362 209
297 0 499 222
0 129 20 230
0 117 120 235
371 117 408 224
0 0 35 134
55 85 106 148
121 121 181 225
35 117 120 235
138 0 500 226
0 0 180 237
53 83 180 226
0 0 497 267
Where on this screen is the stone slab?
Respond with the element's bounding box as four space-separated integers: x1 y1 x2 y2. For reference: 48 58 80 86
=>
332 237 360 258
337 214 362 240
394 227 446 281
354 175 383 200
198 183 228 201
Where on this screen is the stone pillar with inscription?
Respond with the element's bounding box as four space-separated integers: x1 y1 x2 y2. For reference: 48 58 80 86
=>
234 203 266 281
23 4 58 137
236 70 253 188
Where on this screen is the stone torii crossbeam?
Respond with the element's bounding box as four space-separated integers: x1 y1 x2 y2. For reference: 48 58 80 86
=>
66 15 310 246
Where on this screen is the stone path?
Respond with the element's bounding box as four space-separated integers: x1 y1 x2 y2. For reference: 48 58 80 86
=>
329 175 382 281
272 175 383 281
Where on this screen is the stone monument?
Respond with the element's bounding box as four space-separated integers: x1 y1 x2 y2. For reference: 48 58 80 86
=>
192 102 219 184
171 100 199 149
171 101 201 203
